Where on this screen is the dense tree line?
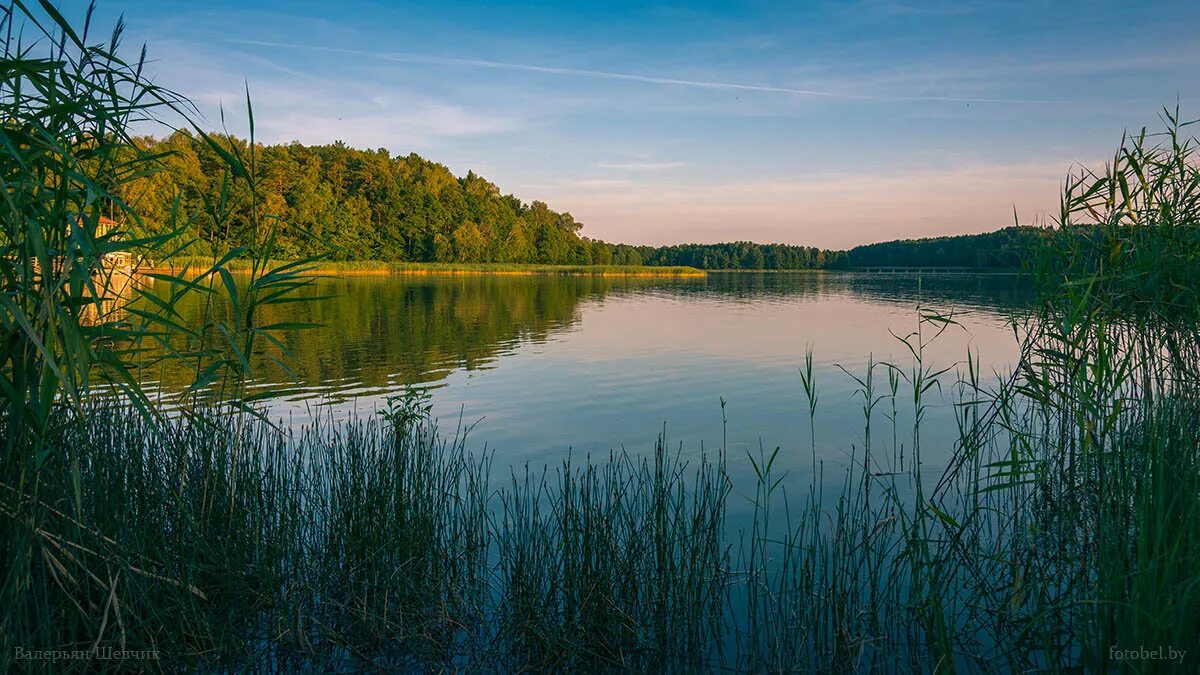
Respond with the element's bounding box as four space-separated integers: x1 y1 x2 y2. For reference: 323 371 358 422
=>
845 226 1045 269
121 132 1046 271
121 131 630 264
635 242 846 270
119 133 844 269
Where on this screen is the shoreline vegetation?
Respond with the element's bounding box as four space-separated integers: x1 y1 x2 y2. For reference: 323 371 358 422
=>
120 129 847 271
141 258 1026 277
131 226 1053 275
3 3 1199 672
145 259 706 276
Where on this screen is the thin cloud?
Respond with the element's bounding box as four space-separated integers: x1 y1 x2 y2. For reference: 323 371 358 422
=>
185 83 522 146
225 38 1054 105
564 178 636 189
598 161 687 171
860 0 994 15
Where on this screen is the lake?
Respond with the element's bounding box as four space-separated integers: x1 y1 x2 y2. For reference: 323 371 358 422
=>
143 271 1034 501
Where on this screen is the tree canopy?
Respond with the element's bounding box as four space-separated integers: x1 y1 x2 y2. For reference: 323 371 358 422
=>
119 133 845 269
635 242 845 270
121 133 1053 272
120 132 618 265
845 227 1046 270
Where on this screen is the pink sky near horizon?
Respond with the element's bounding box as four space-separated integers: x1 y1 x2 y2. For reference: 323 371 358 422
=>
519 159 1071 249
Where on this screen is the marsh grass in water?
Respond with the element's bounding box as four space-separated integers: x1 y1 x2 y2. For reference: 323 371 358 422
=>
7 276 1196 671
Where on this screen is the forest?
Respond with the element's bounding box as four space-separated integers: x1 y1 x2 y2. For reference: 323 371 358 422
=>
122 132 624 264
844 226 1045 269
635 242 847 270
121 133 1054 272
120 132 846 270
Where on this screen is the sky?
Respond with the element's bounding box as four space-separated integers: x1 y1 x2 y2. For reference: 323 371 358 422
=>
64 1 1200 248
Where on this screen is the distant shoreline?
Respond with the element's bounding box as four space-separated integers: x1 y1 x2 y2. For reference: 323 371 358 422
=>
140 260 1028 278
704 268 1022 275
143 260 707 277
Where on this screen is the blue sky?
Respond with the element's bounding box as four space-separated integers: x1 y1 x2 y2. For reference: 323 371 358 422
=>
75 1 1200 247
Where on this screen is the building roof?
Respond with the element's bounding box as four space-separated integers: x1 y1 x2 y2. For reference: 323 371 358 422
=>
91 215 121 239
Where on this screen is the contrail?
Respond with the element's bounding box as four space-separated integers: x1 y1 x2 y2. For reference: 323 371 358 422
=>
225 38 1050 105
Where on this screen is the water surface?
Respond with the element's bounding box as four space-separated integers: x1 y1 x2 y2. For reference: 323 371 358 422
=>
146 272 1033 497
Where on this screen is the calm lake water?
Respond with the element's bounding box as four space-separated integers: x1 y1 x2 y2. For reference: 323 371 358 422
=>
146 272 1034 500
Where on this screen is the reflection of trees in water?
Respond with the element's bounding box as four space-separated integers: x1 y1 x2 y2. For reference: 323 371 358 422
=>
142 275 641 398
829 273 1034 312
136 273 1035 401
80 270 143 326
285 276 598 386
667 272 1036 313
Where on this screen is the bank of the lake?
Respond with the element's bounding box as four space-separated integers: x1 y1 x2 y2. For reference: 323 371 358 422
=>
145 259 706 277
143 260 1031 279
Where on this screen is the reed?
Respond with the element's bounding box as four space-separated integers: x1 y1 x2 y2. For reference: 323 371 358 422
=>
3 269 1197 670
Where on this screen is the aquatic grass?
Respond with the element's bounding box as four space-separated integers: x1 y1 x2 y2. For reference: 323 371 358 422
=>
309 415 491 665
493 440 730 671
0 0 327 437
